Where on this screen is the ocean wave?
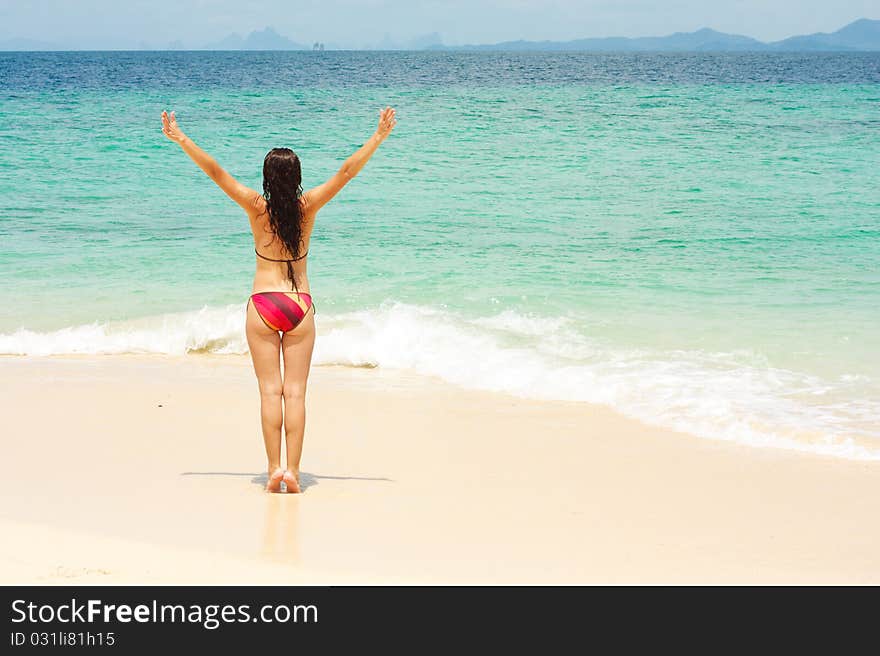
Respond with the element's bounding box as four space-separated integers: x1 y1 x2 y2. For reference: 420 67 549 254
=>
2 301 878 460
0 305 249 356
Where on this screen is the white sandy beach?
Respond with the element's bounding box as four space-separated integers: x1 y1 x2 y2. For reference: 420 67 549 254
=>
1 354 879 584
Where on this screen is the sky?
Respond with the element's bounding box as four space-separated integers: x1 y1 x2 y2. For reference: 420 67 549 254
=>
0 0 876 49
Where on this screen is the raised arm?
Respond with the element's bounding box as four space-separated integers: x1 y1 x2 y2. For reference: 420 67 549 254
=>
161 110 262 215
303 106 397 215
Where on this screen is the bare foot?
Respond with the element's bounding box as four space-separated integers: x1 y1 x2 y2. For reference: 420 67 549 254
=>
266 467 284 493
283 470 301 494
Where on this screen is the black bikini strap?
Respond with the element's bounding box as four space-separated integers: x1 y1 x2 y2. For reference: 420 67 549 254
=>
255 249 308 263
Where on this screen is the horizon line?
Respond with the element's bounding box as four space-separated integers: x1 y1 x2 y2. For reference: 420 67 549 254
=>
1 16 877 52
2 48 879 53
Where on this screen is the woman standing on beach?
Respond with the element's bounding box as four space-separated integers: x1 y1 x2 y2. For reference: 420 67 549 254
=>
161 107 397 493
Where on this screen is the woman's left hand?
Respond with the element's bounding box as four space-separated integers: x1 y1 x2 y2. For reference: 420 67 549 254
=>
161 110 188 144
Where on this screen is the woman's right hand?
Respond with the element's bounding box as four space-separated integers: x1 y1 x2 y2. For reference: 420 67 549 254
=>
375 106 397 141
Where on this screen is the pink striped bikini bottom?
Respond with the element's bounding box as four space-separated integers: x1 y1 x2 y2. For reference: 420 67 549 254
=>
248 291 314 333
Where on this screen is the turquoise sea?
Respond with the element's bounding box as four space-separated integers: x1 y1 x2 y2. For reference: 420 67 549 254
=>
1 51 878 457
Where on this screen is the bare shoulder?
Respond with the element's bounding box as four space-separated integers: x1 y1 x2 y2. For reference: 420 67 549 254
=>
248 189 266 213
300 191 318 225
245 191 266 220
246 193 269 232
301 187 317 211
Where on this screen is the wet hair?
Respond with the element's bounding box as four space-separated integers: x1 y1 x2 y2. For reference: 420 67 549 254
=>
262 147 304 287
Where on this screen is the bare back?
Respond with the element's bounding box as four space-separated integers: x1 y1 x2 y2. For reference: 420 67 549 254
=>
249 195 316 294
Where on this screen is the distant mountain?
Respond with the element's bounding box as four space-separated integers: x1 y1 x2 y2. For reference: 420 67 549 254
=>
1 18 878 52
769 18 880 50
203 33 245 50
434 27 764 52
202 27 308 50
235 29 442 51
243 27 307 50
432 18 880 52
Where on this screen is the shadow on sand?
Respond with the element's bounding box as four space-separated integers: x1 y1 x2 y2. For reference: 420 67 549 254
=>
180 471 393 492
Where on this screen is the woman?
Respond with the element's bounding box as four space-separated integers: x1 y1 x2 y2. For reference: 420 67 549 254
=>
161 106 397 493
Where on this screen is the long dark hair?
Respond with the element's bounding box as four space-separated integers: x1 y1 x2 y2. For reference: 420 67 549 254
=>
262 147 305 287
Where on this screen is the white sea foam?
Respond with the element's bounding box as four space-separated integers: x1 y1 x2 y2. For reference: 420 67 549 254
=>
0 305 249 356
2 301 878 460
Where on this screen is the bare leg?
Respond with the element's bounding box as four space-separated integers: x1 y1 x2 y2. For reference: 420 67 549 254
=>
246 301 284 492
281 309 316 493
